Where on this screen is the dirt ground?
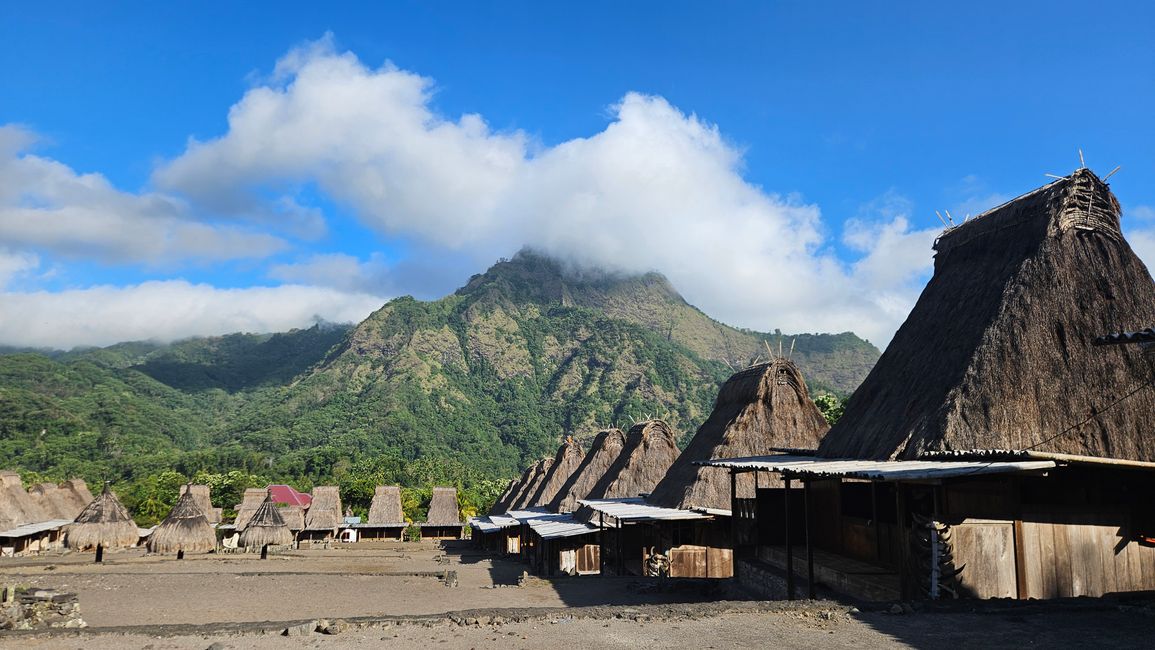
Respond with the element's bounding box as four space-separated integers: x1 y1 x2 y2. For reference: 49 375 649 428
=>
2 540 1154 648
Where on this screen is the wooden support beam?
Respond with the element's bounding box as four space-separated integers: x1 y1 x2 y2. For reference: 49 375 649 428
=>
805 480 815 600
785 476 795 600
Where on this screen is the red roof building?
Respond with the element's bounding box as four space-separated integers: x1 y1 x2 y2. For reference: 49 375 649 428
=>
266 484 312 508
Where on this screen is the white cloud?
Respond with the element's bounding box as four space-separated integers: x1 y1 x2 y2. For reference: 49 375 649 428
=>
267 252 393 294
0 281 386 349
1125 205 1155 274
0 249 40 289
153 38 940 346
0 125 288 265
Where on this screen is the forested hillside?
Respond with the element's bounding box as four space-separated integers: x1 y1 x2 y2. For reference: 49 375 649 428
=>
0 251 878 521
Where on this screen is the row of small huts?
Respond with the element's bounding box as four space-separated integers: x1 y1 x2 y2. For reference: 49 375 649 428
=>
0 477 465 557
474 168 1155 602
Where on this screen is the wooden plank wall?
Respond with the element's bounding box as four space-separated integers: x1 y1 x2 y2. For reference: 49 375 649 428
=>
952 520 1017 598
1018 512 1155 598
575 543 600 575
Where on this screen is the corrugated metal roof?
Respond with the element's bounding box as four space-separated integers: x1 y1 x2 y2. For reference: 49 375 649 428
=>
526 514 599 540
471 508 564 534
919 449 1155 471
346 522 406 528
577 498 712 522
695 455 1055 481
0 519 72 538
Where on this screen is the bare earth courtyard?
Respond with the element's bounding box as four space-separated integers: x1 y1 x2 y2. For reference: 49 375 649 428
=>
1 541 1153 649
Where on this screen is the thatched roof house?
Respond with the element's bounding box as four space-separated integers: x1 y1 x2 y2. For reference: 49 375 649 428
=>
0 471 50 529
550 428 627 513
64 483 139 550
425 487 461 525
240 493 294 548
819 168 1155 461
649 359 830 510
233 488 267 530
509 458 554 510
526 437 585 507
28 483 78 521
588 420 680 501
148 486 216 554
304 486 342 533
490 479 520 514
179 484 221 524
61 479 95 514
368 486 404 525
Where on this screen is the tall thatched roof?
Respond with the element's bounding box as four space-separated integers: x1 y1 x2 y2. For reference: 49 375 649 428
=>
240 493 294 548
525 437 585 507
64 483 139 550
233 488 267 530
489 478 520 514
509 458 554 510
28 483 78 521
819 169 1155 461
549 428 627 513
0 471 51 529
368 486 404 524
304 486 342 531
649 359 830 510
62 479 94 514
179 484 221 524
490 462 538 514
588 420 680 501
425 487 461 525
148 486 216 554
281 504 305 530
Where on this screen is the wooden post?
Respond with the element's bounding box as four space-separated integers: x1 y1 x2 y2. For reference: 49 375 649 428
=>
260 544 268 560
95 543 103 564
177 549 185 561
895 484 910 600
729 470 738 554
871 481 881 562
616 521 624 576
599 512 606 575
784 476 794 600
1011 477 1027 599
805 480 815 600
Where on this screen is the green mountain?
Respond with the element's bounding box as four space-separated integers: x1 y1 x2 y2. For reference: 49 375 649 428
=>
0 251 879 505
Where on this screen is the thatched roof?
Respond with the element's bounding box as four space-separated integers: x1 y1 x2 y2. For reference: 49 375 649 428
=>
304 486 342 531
549 428 627 513
28 483 78 521
509 458 554 511
62 479 94 513
490 462 538 514
281 504 305 531
179 484 221 524
0 471 51 529
233 488 267 530
64 483 139 550
819 169 1155 461
525 437 585 508
588 420 680 501
240 493 294 548
148 486 216 554
425 487 461 525
489 478 520 515
367 486 404 525
649 359 830 510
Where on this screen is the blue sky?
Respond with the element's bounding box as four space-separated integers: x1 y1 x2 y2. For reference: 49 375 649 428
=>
2 1 1153 349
